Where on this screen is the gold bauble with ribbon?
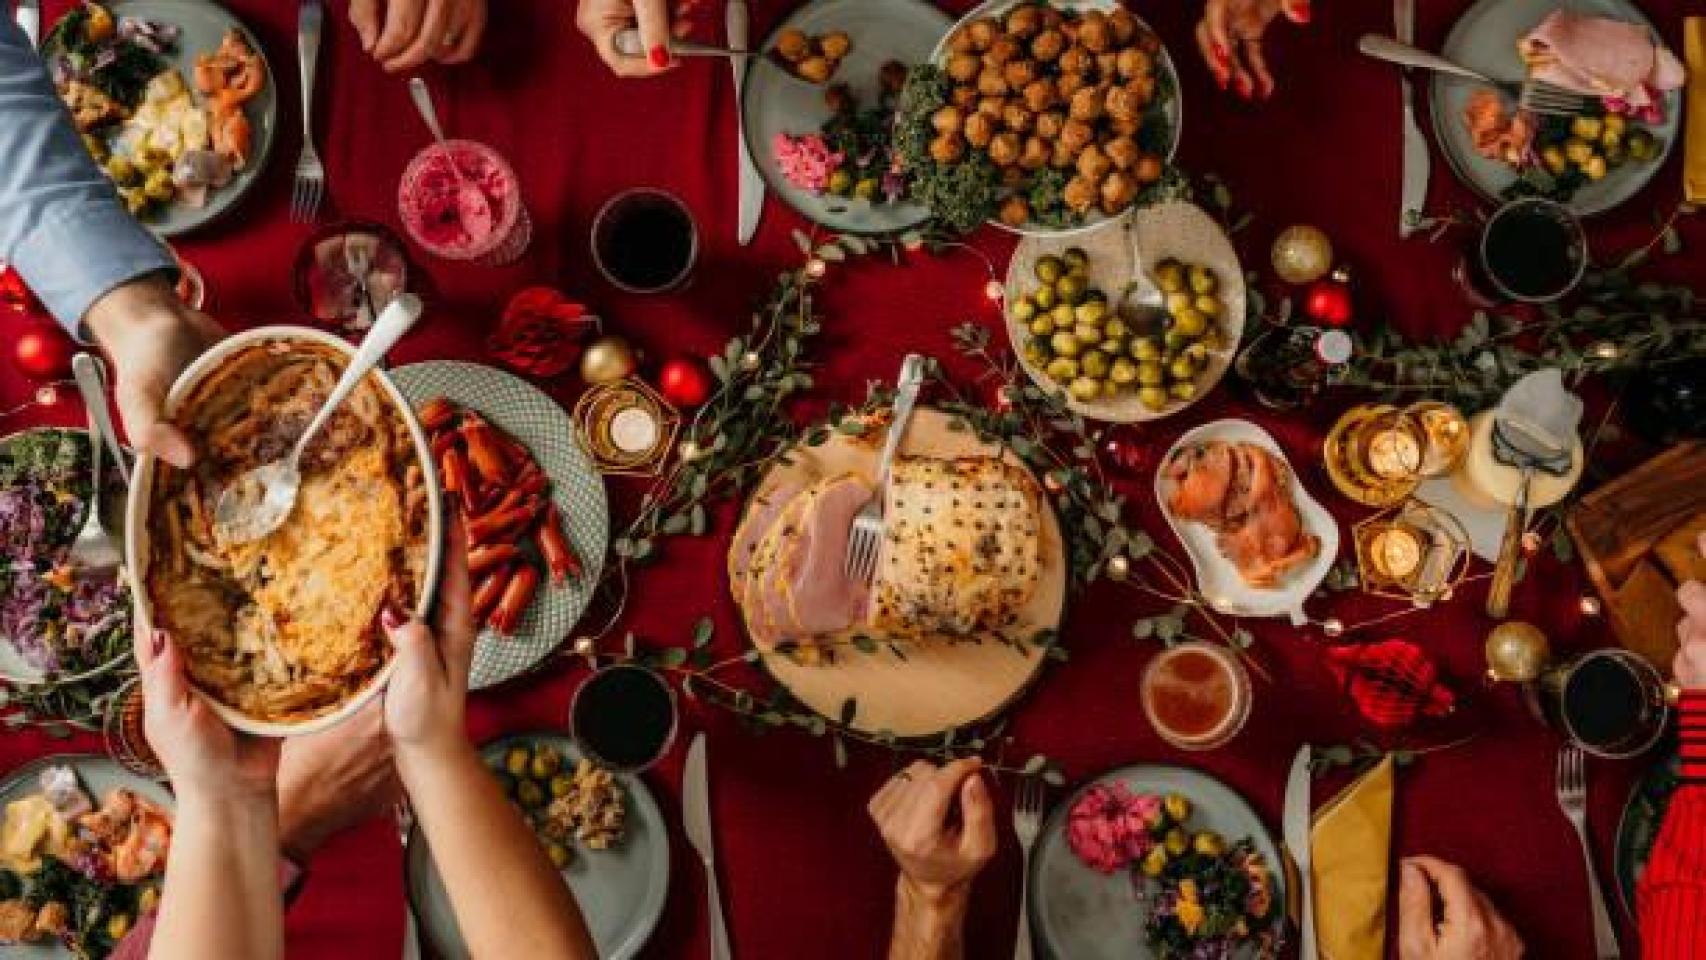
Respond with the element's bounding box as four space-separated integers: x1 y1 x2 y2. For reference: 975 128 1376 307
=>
1484 621 1550 683
581 335 638 384
1270 225 1334 285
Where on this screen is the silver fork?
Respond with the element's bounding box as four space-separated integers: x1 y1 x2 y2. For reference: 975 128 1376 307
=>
1013 777 1045 960
845 354 927 583
66 359 122 574
290 0 326 223
1556 745 1621 959
1358 35 1596 116
1518 78 1597 117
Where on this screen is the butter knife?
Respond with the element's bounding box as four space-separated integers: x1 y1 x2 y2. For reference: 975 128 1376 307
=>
1283 745 1317 960
15 0 40 48
685 733 733 960
728 0 764 245
1395 0 1429 237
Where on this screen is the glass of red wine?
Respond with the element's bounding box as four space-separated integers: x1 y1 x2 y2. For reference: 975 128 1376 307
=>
1533 648 1671 759
590 188 699 295
1455 198 1588 306
569 663 680 773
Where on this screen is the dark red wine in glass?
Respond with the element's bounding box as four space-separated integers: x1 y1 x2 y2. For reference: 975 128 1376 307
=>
570 664 679 772
1535 649 1668 759
591 188 699 294
1458 198 1587 305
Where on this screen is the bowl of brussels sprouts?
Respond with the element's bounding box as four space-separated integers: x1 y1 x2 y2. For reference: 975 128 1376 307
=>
1003 201 1244 422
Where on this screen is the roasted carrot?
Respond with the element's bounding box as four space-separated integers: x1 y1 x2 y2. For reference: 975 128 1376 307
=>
430 429 460 459
419 397 459 433
440 447 478 513
537 503 581 583
468 543 522 578
466 498 541 545
471 565 511 622
459 414 511 486
512 460 547 498
489 565 540 635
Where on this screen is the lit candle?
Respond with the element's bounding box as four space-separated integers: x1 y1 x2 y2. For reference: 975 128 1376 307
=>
609 406 660 455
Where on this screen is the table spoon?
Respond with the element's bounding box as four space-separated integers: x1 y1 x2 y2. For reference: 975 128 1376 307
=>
212 293 423 546
406 77 493 232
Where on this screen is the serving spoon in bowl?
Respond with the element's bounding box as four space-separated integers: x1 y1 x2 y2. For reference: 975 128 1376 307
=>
212 293 424 546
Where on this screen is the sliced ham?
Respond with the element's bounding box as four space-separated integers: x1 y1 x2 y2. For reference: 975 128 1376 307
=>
1520 11 1685 109
727 479 804 592
738 476 872 650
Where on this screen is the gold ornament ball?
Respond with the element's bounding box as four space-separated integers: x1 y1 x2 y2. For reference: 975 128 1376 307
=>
1484 621 1550 683
581 335 638 384
1271 225 1334 285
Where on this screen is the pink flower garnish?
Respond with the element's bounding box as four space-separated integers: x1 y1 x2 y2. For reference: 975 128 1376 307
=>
772 133 844 194
1066 784 1162 874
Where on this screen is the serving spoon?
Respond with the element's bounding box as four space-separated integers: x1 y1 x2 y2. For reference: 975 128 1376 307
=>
212 293 423 546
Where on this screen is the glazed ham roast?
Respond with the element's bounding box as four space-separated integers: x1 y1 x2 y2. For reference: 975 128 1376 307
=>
731 456 1043 652
1164 441 1319 588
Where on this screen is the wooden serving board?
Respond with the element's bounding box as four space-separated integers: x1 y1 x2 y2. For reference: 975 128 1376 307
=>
733 408 1067 738
1566 441 1705 671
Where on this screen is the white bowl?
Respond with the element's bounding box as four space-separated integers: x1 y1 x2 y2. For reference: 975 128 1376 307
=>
123 326 443 738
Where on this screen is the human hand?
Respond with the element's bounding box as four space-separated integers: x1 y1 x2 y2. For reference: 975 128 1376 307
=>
383 514 476 759
138 628 281 805
1673 532 1706 689
1398 856 1525 960
348 0 487 72
82 277 223 470
1194 0 1309 100
277 699 402 863
868 758 997 905
575 0 697 78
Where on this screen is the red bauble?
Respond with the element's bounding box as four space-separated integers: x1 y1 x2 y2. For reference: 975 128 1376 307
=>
13 323 75 380
658 357 713 409
0 265 39 314
1303 268 1354 328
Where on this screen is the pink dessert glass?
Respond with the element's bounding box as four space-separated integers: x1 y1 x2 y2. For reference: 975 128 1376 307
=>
397 139 531 266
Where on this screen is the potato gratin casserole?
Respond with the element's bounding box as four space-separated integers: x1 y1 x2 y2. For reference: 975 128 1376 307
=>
145 341 428 724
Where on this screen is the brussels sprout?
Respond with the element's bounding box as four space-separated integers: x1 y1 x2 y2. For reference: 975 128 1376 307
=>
1034 255 1065 284
1137 361 1164 387
1109 358 1138 385
1600 128 1623 152
1200 328 1226 351
1033 285 1059 310
1570 114 1603 141
1074 300 1108 325
1603 139 1626 166
1153 260 1185 293
1045 357 1080 382
1192 295 1220 318
1022 341 1049 367
1163 793 1192 823
827 169 854 195
1080 350 1111 379
1073 323 1103 346
1192 831 1225 856
1171 308 1207 338
1050 331 1083 357
1068 377 1102 402
1029 316 1055 338
1138 386 1169 411
1140 845 1169 877
1011 298 1038 323
1131 337 1161 360
504 746 532 777
1102 317 1129 341
1062 246 1090 271
1055 274 1087 304
1050 303 1076 327
1188 265 1218 295
143 170 174 203
1183 343 1210 366
1168 356 1196 381
1164 292 1194 316
546 842 573 869
1163 331 1192 351
1169 381 1197 401
516 779 547 809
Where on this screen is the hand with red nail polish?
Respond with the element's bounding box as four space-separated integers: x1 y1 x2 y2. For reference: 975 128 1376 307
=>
577 0 696 78
381 514 477 757
1195 0 1294 101
137 627 281 803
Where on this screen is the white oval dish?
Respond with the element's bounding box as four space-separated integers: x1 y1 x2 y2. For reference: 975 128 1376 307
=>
1154 419 1338 624
124 326 443 737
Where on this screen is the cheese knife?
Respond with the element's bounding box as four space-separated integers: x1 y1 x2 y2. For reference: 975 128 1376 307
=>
684 732 733 960
15 0 40 48
728 0 764 245
1283 744 1317 960
1395 0 1429 236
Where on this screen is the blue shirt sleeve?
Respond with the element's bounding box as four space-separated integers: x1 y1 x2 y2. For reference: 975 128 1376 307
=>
0 16 176 330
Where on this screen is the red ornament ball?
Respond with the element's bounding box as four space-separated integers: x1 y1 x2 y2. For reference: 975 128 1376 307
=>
658 357 713 409
1303 268 1354 328
12 323 74 380
0 265 40 314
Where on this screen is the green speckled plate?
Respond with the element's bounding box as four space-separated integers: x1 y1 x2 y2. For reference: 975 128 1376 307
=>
1614 751 1679 919
390 363 608 690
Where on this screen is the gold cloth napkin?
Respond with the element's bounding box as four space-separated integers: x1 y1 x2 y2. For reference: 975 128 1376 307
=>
1687 18 1705 203
1309 755 1395 960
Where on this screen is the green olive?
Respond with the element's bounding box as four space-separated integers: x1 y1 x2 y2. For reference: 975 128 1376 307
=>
1033 285 1058 310
516 779 547 809
1080 350 1111 379
1062 246 1090 271
1109 358 1138 385
1188 265 1218 295
504 747 532 777
1050 303 1076 328
1153 260 1185 293
1023 341 1049 367
1010 298 1037 323
1034 255 1065 284
1074 300 1108 325
1183 342 1210 365
1073 323 1103 346
1162 793 1192 823
1169 381 1198 401
546 842 572 869
1102 317 1129 341
1627 130 1658 161
1137 361 1164 387
1168 357 1196 381
1192 295 1220 318
1171 308 1207 338
1100 336 1127 359
1029 317 1055 337
1164 292 1194 316
1055 274 1087 304
827 169 854 195
1131 337 1161 361
1045 357 1079 382
1068 377 1102 402
1138 386 1168 411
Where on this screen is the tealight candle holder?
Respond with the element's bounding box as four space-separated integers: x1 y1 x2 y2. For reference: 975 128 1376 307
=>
573 377 680 476
1352 499 1472 607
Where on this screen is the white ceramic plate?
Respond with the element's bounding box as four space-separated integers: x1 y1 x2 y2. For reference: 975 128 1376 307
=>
1005 200 1244 422
1428 0 1680 217
404 732 669 960
391 362 608 690
740 0 951 235
0 753 175 960
1155 419 1339 623
126 327 444 737
1030 763 1285 960
43 0 278 237
931 0 1183 238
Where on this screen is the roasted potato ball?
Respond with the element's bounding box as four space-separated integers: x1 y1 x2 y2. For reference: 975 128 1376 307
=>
1050 139 1077 169
796 57 832 83
1109 7 1140 44
1058 45 1094 76
930 133 965 164
1002 102 1034 133
964 111 996 149
1108 115 1141 138
1000 195 1031 227
1100 171 1138 213
819 31 850 60
1019 136 1050 170
1096 52 1121 77
977 67 1009 97
966 18 998 51
1078 10 1113 52
1031 28 1065 62
948 26 975 54
1134 153 1164 183
1022 78 1057 112
984 36 1021 67
1117 47 1152 79
1006 4 1042 37
775 28 810 63
1035 110 1066 141
1060 118 1094 153
1040 6 1065 29
931 105 964 136
950 85 978 110
1105 84 1146 124
1068 85 1104 122
1076 143 1112 181
1002 59 1038 90
977 95 1006 119
1056 70 1087 98
948 52 981 83
1064 175 1098 213
1104 135 1141 170
1126 73 1157 104
989 132 1022 167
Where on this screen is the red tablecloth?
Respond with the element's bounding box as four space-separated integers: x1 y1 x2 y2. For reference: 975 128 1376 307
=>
5 1 1703 957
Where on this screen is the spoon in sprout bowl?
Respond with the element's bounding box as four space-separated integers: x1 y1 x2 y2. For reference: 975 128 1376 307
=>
211 293 423 546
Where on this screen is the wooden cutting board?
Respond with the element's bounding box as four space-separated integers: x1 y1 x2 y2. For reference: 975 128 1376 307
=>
1566 441 1704 671
731 408 1067 739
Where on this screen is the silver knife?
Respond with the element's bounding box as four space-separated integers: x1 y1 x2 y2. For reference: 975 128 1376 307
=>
684 733 733 960
14 0 40 48
1395 0 1428 237
728 0 764 245
1283 745 1317 960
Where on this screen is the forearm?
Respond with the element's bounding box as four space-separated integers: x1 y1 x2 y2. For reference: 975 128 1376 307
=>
150 794 284 960
397 741 595 959
888 878 970 960
1636 691 1706 958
